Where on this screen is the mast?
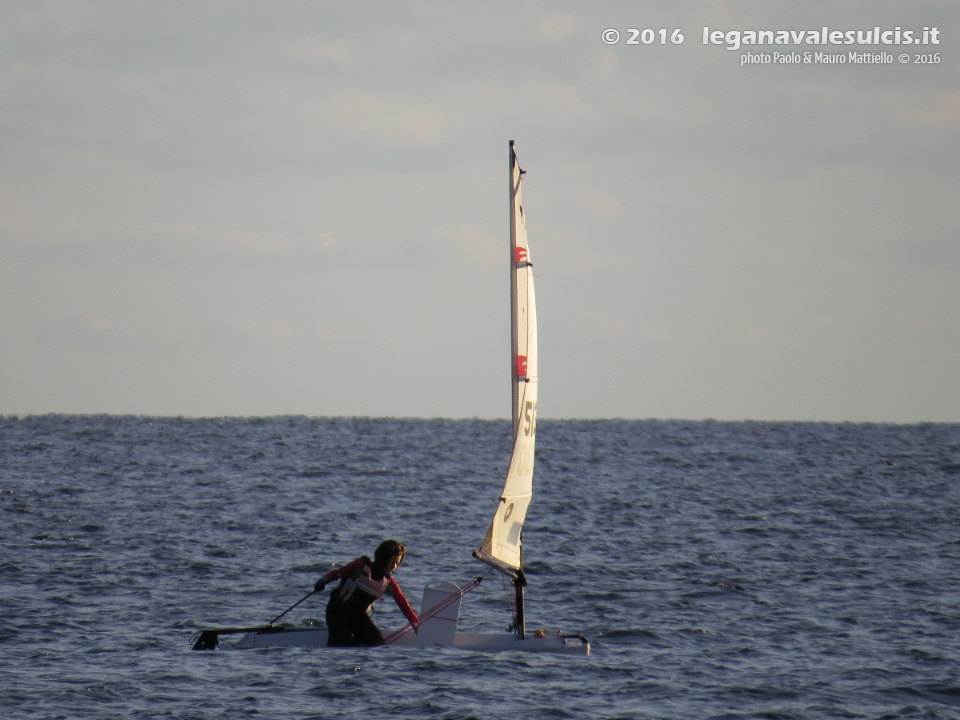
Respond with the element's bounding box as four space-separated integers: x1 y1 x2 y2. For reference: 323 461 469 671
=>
509 139 523 434
475 140 538 640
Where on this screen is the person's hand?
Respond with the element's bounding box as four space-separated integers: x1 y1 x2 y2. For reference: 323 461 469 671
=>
314 578 328 592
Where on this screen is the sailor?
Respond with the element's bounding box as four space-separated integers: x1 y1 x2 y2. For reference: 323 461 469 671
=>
314 539 419 647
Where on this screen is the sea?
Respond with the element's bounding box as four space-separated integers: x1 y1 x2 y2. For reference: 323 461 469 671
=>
2 415 959 720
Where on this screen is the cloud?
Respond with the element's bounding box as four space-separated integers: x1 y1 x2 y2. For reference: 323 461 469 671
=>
888 234 960 271
0 209 345 270
322 90 464 146
900 89 960 129
204 317 303 350
728 325 806 350
424 225 500 267
0 193 96 258
534 12 580 41
152 225 294 261
39 313 156 354
567 311 681 345
576 188 622 217
279 37 360 68
2 2 958 421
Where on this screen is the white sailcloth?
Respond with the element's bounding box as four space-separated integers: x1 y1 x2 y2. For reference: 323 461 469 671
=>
480 141 538 571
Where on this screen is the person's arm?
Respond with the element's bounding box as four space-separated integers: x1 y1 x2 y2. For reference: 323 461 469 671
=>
315 556 366 590
388 578 419 627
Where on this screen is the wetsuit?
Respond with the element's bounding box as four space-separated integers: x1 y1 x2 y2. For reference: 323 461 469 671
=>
320 556 419 647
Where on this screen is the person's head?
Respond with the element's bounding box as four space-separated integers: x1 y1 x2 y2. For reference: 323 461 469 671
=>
374 539 406 573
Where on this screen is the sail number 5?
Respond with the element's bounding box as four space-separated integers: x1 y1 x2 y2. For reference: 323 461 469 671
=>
523 400 537 437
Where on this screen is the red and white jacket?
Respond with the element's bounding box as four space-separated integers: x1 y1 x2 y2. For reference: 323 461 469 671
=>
322 556 419 627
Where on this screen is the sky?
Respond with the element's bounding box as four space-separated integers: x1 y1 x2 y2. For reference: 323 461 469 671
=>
1 1 958 423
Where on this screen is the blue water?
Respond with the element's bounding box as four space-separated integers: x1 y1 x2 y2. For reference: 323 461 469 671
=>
2 416 960 719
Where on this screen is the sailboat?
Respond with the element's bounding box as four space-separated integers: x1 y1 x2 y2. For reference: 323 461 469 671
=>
191 142 589 654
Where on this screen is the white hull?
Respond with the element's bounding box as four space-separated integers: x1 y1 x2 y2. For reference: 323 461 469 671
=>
225 627 588 654
196 579 588 655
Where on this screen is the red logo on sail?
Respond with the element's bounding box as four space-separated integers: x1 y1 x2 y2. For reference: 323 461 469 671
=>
515 247 528 264
516 355 528 378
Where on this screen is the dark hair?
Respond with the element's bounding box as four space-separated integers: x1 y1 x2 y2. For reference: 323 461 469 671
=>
374 539 406 567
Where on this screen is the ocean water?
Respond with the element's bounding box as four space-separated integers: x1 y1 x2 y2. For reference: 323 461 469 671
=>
2 415 959 720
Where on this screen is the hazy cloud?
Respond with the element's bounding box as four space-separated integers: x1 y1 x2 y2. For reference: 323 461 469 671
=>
2 1 957 421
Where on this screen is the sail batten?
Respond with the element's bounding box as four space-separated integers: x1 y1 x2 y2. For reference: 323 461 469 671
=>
480 141 538 571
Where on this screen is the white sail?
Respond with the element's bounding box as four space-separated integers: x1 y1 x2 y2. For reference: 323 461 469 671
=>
480 140 538 571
